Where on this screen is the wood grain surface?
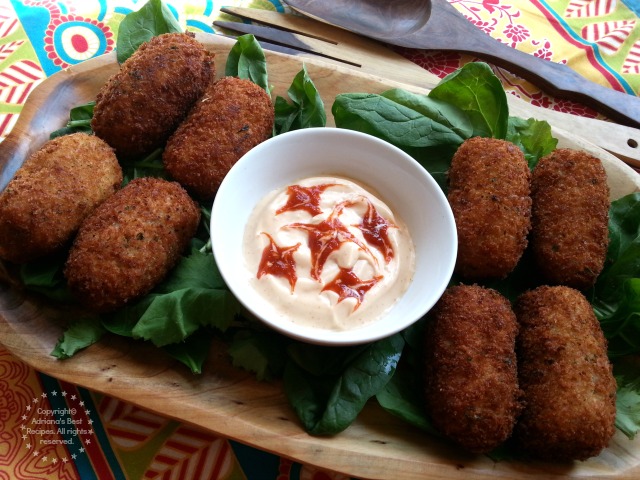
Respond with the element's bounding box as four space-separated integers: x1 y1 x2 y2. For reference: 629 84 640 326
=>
1 33 640 480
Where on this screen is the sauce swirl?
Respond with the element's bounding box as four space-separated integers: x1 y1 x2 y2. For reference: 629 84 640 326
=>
244 177 415 331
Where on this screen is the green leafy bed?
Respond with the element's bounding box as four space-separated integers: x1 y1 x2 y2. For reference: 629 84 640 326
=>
12 0 640 454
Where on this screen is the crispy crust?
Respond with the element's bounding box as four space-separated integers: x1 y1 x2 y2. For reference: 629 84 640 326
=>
163 76 274 200
448 137 531 280
91 32 215 160
64 177 200 313
424 284 523 453
530 149 609 290
0 133 122 263
514 285 616 461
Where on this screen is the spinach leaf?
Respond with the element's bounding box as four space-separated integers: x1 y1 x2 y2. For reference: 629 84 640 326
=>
428 62 509 139
593 193 640 356
381 88 473 140
283 333 404 435
101 296 151 338
51 317 105 359
225 34 269 92
375 319 439 435
606 192 640 265
376 367 438 434
156 245 226 292
102 249 240 347
331 64 554 192
121 148 167 184
333 92 465 149
506 116 558 168
49 102 95 139
614 357 640 439
287 342 369 377
332 88 467 192
598 279 640 357
274 65 326 134
163 329 215 374
227 329 291 380
595 192 640 303
116 0 182 64
129 287 235 346
19 251 73 303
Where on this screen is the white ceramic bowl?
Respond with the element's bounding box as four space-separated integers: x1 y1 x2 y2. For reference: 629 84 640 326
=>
211 127 456 345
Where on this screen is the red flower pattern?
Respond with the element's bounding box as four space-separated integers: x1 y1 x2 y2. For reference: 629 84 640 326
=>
503 23 530 47
482 0 500 13
465 16 498 35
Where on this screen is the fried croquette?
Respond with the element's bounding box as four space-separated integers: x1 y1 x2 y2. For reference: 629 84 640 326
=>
514 285 616 461
64 177 200 313
424 284 523 454
448 137 531 280
91 32 214 160
0 133 122 264
163 76 274 200
530 149 609 290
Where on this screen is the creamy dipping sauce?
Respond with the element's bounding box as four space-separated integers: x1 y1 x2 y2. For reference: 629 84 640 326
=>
243 177 415 331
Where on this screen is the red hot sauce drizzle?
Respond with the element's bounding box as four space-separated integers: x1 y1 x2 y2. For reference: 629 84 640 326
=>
346 198 396 263
257 233 300 292
256 181 400 314
276 183 337 216
361 200 396 262
288 205 376 281
322 267 383 311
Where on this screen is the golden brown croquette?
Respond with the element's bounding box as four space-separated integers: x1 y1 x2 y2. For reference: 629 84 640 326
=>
530 149 609 290
163 76 274 200
424 284 523 454
91 32 214 160
0 133 122 263
514 285 616 461
448 137 531 280
64 177 200 313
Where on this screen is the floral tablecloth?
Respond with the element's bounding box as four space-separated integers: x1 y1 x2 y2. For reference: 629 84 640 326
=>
0 1 638 479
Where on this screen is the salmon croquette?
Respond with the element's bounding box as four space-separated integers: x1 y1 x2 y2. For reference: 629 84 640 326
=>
163 76 274 200
64 177 200 313
91 32 214 160
0 133 122 264
514 285 616 461
530 149 609 290
424 284 522 454
448 137 531 280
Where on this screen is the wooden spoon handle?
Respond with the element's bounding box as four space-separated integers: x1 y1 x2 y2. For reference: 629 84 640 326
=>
409 0 640 128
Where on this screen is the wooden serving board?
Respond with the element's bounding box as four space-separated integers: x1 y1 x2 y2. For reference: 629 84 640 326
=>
1 33 640 480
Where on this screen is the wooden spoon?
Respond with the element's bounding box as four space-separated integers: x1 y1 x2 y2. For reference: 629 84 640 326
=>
284 0 640 128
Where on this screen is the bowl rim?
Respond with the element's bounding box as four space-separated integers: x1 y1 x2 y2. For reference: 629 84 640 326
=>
211 127 457 345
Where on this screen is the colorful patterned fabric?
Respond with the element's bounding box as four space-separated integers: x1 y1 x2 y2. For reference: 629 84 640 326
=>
1 348 352 479
0 0 638 479
405 0 640 118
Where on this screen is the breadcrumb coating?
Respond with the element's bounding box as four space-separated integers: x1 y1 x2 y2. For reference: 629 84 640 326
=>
448 137 531 280
163 76 274 200
514 285 616 461
424 284 523 454
0 133 122 263
64 177 200 313
530 149 609 290
91 32 215 160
